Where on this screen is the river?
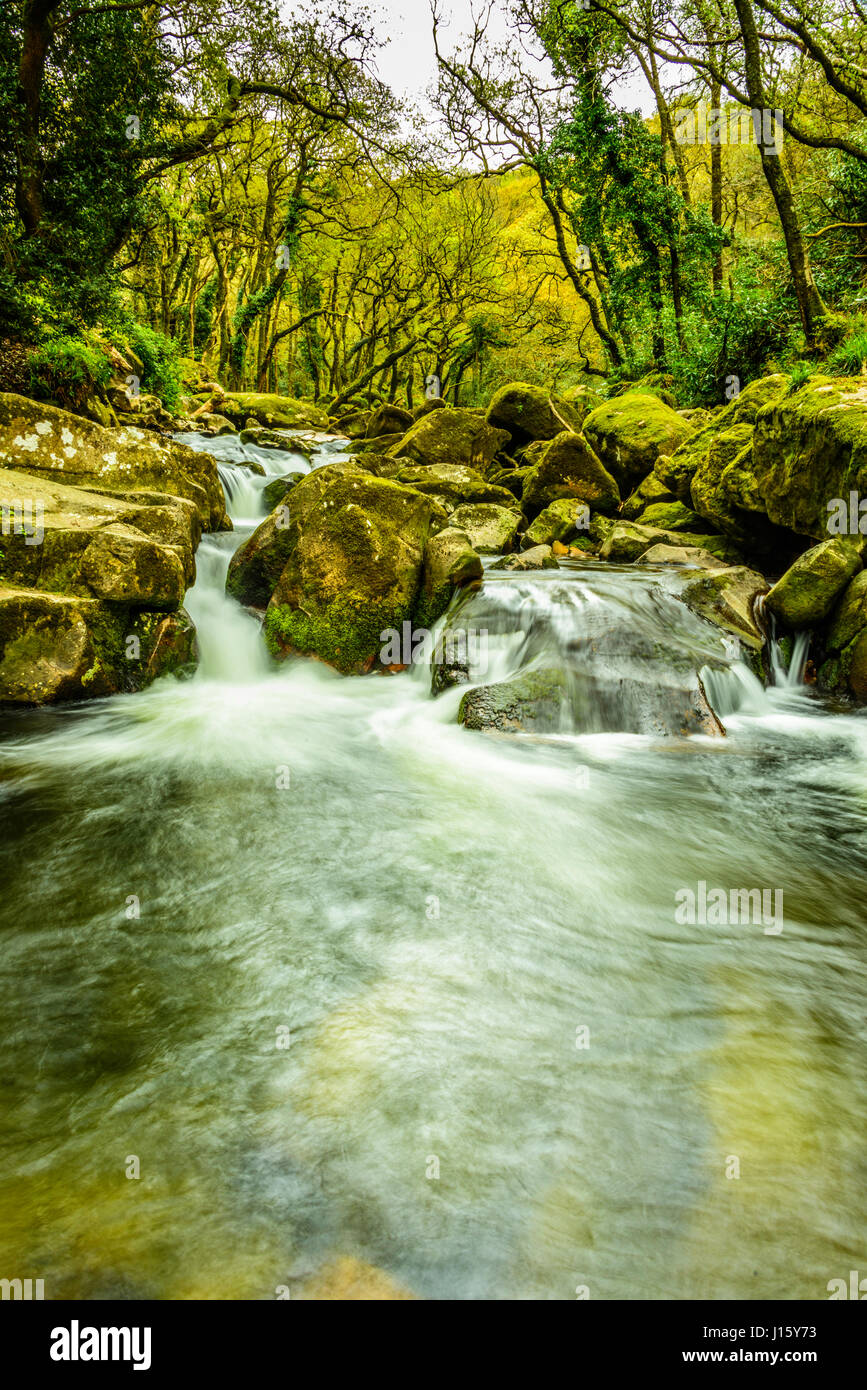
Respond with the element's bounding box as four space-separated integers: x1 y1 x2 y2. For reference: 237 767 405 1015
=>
1 429 865 1300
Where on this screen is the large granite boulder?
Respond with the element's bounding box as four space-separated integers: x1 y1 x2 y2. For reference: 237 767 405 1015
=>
582 392 695 491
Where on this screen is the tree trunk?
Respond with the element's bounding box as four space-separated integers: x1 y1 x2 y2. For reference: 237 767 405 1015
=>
732 0 826 344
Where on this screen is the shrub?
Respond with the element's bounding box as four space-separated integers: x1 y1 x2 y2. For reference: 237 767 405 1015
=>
126 323 183 409
28 334 112 411
828 331 867 376
787 360 815 392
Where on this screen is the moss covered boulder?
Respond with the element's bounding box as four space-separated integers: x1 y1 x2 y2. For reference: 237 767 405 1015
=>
679 566 769 649
765 538 863 630
366 404 413 438
521 431 619 518
638 544 728 569
656 377 787 505
521 497 591 548
749 376 867 538
600 521 741 566
582 392 695 490
391 463 518 511
389 407 510 474
0 586 196 704
491 545 559 571
219 393 329 431
636 501 712 534
448 502 522 554
0 467 196 608
262 463 447 673
485 383 585 448
415 528 483 628
0 392 227 531
818 571 867 699
262 473 305 512
621 472 675 520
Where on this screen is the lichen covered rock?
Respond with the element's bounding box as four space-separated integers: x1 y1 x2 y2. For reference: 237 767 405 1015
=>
262 462 447 673
0 392 227 531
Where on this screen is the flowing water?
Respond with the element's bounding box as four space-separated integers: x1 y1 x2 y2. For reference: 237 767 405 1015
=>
1 430 866 1300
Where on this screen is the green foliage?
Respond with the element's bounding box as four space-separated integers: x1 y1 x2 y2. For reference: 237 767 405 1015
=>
787 361 816 392
28 335 112 412
668 283 797 405
828 331 867 376
193 276 219 356
126 323 183 409
0 5 174 335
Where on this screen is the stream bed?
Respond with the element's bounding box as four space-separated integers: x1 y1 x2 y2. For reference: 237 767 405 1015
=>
1 430 865 1300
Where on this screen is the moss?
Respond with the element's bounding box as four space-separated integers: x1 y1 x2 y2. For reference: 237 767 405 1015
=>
265 593 403 674
583 392 694 489
638 501 710 533
766 539 863 629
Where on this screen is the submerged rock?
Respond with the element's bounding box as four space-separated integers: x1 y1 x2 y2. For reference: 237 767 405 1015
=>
296 1255 415 1301
458 668 569 733
765 538 863 629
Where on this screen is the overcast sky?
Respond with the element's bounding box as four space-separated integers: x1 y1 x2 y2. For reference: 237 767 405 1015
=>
366 0 656 115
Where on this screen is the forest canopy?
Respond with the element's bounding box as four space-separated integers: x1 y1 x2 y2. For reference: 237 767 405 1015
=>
3 0 867 410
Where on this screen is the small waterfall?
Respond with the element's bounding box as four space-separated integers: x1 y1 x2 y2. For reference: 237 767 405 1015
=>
426 564 746 736
178 427 348 681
